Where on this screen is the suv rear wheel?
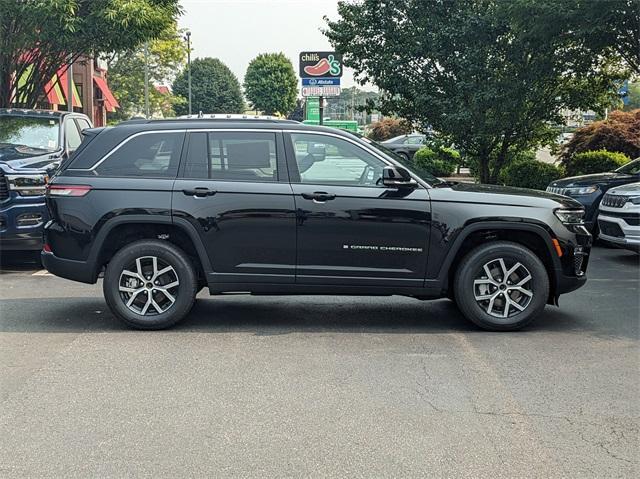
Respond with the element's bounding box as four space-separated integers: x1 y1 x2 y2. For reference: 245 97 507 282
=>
453 241 549 331
103 240 197 330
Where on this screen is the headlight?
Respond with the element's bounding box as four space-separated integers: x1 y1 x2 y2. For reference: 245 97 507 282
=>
6 174 47 196
629 196 640 205
554 208 585 224
564 186 598 196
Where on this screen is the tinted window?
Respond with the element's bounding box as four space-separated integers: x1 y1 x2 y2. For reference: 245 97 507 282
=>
616 159 640 175
95 132 183 178
290 133 385 186
65 120 82 151
183 131 277 182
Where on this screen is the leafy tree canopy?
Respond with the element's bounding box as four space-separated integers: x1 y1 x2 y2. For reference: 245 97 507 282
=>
0 0 181 108
562 109 640 161
107 23 186 120
173 57 244 115
368 117 412 141
244 53 297 116
325 0 628 183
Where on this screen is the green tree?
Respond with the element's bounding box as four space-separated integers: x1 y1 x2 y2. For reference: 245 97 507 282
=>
244 53 297 116
107 24 186 120
0 0 181 108
325 0 626 183
623 81 640 110
173 58 244 115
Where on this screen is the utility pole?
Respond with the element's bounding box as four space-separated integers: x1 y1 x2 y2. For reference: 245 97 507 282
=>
319 95 324 125
185 30 192 116
144 42 150 118
67 56 73 112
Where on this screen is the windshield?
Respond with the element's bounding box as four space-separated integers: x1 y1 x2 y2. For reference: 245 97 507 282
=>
353 133 445 186
0 116 60 151
616 158 640 175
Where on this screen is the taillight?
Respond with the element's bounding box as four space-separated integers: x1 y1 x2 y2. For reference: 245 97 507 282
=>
42 243 52 253
47 185 92 197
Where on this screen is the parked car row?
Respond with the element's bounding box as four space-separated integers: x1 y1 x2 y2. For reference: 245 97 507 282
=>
0 109 93 252
546 159 640 251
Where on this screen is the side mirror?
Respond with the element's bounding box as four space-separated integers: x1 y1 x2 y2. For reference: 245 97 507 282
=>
382 166 417 188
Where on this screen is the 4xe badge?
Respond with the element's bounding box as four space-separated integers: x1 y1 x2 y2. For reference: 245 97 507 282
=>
299 51 343 78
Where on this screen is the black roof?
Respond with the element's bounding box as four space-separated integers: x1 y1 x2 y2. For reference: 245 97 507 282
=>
0 108 71 117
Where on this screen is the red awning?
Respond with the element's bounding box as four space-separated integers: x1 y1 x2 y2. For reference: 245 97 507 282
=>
57 68 82 108
93 75 119 112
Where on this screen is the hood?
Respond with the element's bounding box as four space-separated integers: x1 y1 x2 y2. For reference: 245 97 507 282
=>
549 171 633 187
606 181 640 195
0 144 61 172
446 182 582 208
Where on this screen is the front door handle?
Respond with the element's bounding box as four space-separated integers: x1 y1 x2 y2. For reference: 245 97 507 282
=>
301 191 336 203
182 187 216 197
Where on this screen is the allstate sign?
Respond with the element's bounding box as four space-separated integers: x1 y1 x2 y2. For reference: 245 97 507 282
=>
302 78 340 86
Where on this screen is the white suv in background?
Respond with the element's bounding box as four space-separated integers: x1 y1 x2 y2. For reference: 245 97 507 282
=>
598 182 640 252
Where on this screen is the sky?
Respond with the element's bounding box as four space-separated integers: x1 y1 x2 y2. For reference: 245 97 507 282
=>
178 0 364 89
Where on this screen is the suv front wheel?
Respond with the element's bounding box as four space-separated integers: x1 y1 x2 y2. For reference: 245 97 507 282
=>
453 241 549 331
103 240 197 330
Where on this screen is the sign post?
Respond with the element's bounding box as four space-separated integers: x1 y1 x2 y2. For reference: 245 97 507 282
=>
299 51 343 126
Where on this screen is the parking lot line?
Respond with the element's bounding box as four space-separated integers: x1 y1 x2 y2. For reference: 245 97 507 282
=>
31 270 51 276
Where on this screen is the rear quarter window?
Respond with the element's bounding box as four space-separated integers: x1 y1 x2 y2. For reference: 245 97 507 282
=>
95 132 184 178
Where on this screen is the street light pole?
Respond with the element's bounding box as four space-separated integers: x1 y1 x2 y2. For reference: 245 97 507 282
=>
67 56 73 112
144 42 150 119
185 30 192 116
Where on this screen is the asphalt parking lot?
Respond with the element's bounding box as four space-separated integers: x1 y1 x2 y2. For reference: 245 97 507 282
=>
0 246 638 478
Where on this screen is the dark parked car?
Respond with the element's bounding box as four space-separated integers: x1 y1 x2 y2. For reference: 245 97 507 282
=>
0 109 92 251
546 159 640 235
43 118 590 331
381 134 427 160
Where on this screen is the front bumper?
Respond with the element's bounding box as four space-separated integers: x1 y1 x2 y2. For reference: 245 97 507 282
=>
0 201 48 250
598 214 640 252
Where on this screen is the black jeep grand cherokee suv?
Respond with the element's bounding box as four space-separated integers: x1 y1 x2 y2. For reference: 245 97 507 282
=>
42 117 591 331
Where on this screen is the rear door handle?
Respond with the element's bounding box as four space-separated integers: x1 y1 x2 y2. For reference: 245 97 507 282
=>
301 191 336 203
182 187 216 197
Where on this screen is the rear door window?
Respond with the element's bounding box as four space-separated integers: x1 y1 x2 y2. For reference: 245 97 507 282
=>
183 131 278 182
95 132 184 178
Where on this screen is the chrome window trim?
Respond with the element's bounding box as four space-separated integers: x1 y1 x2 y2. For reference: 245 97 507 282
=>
67 127 431 187
67 129 188 171
68 128 287 172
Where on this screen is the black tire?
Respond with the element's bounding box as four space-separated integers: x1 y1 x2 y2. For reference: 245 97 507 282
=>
103 240 197 330
453 241 549 331
397 151 410 161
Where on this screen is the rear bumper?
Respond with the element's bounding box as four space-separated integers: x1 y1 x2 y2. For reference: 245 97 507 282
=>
41 251 97 283
0 201 48 250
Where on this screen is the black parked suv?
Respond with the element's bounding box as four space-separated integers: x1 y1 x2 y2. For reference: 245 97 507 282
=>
42 117 591 331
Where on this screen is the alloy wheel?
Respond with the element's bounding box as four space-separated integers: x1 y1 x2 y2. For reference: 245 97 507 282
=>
473 258 533 319
118 256 179 316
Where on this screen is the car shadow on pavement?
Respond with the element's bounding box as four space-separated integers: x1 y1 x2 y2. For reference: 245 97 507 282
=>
0 251 42 273
0 294 627 338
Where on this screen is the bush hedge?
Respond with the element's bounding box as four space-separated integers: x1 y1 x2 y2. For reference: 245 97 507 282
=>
414 146 459 177
500 160 564 190
564 149 630 177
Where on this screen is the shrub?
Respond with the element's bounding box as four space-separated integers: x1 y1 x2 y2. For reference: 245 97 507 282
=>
564 149 630 177
414 147 457 177
561 109 640 162
500 160 564 190
367 117 412 141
